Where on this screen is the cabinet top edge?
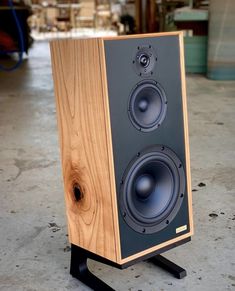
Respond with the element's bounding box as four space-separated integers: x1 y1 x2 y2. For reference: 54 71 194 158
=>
50 31 182 45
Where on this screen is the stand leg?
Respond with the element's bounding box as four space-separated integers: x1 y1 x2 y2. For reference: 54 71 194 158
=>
70 244 115 291
149 255 187 279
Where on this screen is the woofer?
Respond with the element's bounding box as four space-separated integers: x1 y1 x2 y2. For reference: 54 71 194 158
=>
128 80 167 132
120 145 185 234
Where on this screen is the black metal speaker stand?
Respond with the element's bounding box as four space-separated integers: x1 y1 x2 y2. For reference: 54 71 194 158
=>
70 244 115 291
149 255 187 279
70 241 188 291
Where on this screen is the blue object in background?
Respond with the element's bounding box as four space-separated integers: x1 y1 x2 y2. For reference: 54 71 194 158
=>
0 0 25 72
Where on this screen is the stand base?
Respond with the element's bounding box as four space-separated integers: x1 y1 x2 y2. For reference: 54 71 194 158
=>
70 245 115 291
70 244 187 290
149 255 187 279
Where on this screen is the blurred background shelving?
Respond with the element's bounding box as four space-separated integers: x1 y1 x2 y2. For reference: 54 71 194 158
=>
0 0 234 79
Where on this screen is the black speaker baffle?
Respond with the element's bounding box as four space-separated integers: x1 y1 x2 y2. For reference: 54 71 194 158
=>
128 80 167 132
119 145 186 234
132 45 157 77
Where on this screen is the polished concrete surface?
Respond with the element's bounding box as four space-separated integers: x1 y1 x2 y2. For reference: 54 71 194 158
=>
0 42 234 291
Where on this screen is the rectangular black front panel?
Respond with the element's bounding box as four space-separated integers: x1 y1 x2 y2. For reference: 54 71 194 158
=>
104 35 190 259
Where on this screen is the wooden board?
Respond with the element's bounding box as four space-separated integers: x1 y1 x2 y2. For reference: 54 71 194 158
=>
50 38 120 262
179 31 194 237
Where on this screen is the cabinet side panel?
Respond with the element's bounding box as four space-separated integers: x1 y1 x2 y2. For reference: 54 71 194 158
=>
179 32 194 235
50 38 117 262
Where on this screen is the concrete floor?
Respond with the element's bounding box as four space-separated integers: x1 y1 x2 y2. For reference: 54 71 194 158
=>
0 41 234 291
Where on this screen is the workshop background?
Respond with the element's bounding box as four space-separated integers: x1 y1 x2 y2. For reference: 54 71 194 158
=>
0 0 234 291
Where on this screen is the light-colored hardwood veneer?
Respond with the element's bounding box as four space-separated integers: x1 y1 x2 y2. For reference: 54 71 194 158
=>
50 38 120 262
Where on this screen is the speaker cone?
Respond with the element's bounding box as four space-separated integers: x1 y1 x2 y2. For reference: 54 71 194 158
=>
128 80 167 132
120 145 185 234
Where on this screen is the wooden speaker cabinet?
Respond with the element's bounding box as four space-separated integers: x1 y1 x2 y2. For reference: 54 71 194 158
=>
50 32 193 288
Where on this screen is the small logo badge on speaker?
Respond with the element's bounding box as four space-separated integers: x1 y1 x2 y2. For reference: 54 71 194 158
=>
176 225 187 234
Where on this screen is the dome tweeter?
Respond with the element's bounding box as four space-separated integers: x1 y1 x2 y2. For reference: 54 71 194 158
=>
133 45 157 77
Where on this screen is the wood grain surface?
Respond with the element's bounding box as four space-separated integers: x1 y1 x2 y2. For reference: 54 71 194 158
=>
179 31 194 236
50 38 120 262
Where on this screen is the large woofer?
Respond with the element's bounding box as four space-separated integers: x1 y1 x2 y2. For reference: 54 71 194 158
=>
128 80 167 132
120 145 185 234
